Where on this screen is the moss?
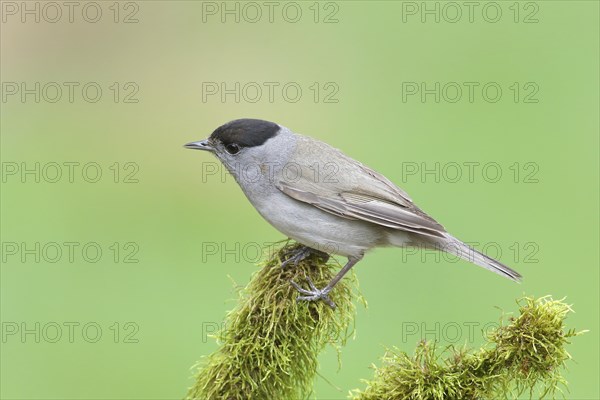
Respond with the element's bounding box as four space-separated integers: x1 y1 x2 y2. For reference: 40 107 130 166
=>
186 241 356 400
351 296 585 400
184 239 583 399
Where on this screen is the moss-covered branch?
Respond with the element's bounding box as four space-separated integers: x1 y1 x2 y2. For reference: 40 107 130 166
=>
186 242 356 400
185 240 583 399
351 296 585 400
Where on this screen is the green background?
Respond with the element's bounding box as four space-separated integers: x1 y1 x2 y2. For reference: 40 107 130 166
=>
1 1 598 399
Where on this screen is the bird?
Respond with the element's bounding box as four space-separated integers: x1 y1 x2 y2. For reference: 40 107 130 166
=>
185 118 522 308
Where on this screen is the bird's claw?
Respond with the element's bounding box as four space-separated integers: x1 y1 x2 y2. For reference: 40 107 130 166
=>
281 247 312 268
281 246 329 268
290 277 336 309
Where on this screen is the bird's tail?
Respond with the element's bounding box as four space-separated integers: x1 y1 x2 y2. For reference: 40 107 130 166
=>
436 234 522 282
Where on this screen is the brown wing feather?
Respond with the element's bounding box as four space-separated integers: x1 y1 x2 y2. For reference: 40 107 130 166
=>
276 135 447 238
276 182 446 238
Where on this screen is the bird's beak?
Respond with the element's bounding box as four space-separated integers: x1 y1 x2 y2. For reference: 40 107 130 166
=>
184 139 214 152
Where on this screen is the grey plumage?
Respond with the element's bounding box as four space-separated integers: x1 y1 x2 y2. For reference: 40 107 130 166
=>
185 119 522 307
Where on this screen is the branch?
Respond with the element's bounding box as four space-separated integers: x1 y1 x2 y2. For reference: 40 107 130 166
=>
186 241 357 400
351 296 585 400
184 240 583 400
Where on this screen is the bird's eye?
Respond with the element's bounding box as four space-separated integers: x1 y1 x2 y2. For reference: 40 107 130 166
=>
225 143 240 155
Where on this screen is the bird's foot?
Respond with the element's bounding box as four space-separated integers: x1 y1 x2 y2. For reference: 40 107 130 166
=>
290 277 336 309
281 245 329 268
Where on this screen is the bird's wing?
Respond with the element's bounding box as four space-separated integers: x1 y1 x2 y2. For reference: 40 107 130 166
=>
275 136 447 238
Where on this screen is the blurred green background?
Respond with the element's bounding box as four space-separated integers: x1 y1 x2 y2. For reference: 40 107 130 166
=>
1 1 598 399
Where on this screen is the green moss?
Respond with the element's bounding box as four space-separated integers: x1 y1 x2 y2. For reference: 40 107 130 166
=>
351 296 585 400
186 241 356 400
184 240 583 399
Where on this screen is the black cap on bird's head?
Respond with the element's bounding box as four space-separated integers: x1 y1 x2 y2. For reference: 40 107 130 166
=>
210 119 280 147
184 118 280 153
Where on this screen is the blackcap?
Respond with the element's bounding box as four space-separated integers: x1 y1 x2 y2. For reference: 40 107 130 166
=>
185 118 521 308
